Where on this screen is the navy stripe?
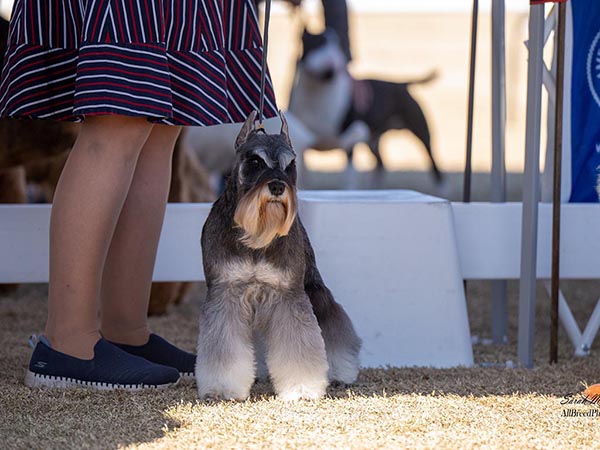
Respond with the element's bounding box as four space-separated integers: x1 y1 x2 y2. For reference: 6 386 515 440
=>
0 0 278 126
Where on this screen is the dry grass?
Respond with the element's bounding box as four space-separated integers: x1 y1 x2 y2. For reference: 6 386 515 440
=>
2 281 600 450
2 10 599 450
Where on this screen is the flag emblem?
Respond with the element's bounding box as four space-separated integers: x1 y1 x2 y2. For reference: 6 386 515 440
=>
587 31 600 109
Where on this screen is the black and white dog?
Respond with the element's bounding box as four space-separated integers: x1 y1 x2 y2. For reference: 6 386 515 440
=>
289 29 443 187
196 111 361 401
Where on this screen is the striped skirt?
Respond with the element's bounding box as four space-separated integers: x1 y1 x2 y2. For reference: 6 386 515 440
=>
0 0 278 126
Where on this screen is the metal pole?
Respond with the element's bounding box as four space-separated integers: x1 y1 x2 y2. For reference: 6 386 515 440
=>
550 2 567 364
491 0 508 345
463 0 479 203
517 4 545 369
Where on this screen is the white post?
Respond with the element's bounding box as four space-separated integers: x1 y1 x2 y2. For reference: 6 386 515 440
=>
518 4 545 368
490 0 508 344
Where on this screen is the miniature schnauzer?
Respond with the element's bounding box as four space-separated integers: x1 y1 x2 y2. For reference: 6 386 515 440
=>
196 111 361 401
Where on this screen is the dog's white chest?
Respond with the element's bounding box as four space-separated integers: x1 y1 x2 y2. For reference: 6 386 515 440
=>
216 259 293 291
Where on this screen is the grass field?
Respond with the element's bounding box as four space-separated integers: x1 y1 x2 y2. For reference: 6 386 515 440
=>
2 280 600 449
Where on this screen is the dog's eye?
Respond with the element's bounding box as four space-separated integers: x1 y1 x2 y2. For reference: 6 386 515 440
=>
248 156 263 169
285 160 296 172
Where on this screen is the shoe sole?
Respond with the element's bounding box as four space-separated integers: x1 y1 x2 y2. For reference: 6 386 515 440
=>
180 372 195 382
25 370 179 391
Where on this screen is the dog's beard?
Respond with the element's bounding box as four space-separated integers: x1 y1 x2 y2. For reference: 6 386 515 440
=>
234 184 297 249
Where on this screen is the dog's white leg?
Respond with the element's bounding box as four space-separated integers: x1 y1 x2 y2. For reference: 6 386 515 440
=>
263 294 329 401
196 286 255 401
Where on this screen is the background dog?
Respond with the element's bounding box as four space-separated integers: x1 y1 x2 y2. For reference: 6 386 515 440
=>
196 111 361 401
289 29 443 188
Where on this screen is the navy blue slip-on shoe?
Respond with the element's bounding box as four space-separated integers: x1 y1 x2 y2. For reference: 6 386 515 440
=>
25 336 180 390
110 334 196 380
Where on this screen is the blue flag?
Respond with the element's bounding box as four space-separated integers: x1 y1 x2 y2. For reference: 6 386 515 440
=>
570 0 600 202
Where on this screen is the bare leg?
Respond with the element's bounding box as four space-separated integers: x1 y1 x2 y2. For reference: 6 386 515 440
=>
45 116 153 359
100 125 182 345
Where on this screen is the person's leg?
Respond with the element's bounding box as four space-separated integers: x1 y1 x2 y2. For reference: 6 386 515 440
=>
99 124 182 345
45 116 153 359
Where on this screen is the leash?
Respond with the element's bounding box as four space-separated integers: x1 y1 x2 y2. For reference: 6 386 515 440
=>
256 0 272 131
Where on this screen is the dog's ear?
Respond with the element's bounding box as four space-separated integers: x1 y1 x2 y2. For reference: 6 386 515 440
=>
235 110 257 150
279 110 292 148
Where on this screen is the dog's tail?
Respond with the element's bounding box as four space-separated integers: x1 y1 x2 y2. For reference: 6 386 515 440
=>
408 69 439 85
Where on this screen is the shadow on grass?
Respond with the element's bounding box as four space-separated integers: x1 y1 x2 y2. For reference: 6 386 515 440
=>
1 285 203 450
1 381 200 450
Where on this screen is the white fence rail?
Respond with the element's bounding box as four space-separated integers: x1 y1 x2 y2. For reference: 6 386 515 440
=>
2 192 599 367
3 200 599 283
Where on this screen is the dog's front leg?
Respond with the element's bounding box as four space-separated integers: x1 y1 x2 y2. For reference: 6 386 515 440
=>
263 294 328 401
196 286 255 401
341 121 370 189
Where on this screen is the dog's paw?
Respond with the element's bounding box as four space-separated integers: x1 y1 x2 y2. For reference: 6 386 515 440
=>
195 358 255 402
200 388 250 402
277 383 326 401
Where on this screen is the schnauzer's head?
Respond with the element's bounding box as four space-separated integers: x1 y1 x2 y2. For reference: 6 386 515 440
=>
231 111 297 250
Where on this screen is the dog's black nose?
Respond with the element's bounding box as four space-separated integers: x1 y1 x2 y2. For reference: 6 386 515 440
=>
268 180 285 196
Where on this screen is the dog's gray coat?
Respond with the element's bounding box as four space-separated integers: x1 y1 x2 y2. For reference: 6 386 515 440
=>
196 112 361 401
